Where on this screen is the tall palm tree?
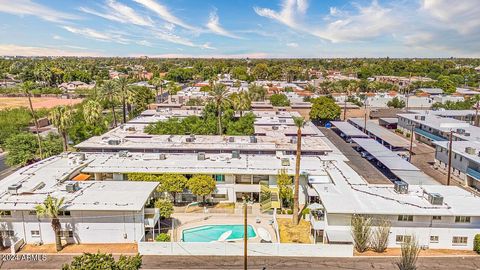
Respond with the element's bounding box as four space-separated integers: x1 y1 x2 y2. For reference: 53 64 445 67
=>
99 80 119 127
151 77 165 103
117 77 129 124
292 116 305 225
83 99 103 126
209 83 230 135
238 92 251 117
50 106 73 152
22 81 43 159
35 195 65 252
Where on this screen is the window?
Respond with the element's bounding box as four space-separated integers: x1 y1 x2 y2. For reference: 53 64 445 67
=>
59 211 71 216
432 216 442 221
396 235 412 244
60 230 73 238
452 236 468 246
213 175 225 182
28 210 37 215
211 194 227 199
430 236 439 243
398 215 414 222
31 230 40 237
1 211 11 216
455 216 471 223
1 230 14 237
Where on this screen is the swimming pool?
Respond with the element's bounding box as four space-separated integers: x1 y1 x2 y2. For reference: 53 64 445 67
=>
182 225 257 242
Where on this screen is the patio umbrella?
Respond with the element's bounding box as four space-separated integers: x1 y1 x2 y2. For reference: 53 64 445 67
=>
307 202 324 210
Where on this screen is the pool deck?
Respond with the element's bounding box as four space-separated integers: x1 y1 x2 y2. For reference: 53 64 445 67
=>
172 213 278 243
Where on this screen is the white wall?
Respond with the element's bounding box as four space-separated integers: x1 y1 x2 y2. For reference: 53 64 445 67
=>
138 242 353 257
0 209 145 246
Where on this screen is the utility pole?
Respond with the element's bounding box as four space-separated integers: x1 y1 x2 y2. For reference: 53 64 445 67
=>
243 197 248 270
343 96 347 121
446 130 453 186
475 100 479 127
409 124 415 163
363 97 368 132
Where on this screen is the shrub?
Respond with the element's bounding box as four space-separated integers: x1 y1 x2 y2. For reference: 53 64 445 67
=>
301 208 310 219
155 233 171 242
371 219 391 253
286 209 293 215
474 234 480 253
351 214 372 253
396 236 420 270
62 252 142 270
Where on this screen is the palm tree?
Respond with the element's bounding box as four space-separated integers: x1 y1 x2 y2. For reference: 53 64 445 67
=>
50 106 73 152
22 81 43 159
292 116 305 225
117 77 129 124
35 195 65 252
83 99 103 126
209 83 230 135
238 92 251 117
99 80 119 127
151 77 165 103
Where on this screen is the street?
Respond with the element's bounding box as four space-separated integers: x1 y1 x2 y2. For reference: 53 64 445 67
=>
2 255 480 269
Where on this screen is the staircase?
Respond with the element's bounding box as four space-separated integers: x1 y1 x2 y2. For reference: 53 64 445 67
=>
260 181 281 212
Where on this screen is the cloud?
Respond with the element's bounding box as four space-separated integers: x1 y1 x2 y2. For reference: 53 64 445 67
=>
314 1 398 42
206 9 241 39
136 40 153 47
254 0 307 29
286 42 298 47
63 26 130 44
133 0 197 30
0 44 104 57
52 35 64 40
421 0 480 35
0 0 77 22
80 0 153 27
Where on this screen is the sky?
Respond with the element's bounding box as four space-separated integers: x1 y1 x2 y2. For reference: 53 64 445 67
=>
0 0 479 58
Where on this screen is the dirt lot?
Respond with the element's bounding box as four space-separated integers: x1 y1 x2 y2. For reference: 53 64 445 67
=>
356 248 478 257
20 243 137 254
0 97 83 109
277 218 312 244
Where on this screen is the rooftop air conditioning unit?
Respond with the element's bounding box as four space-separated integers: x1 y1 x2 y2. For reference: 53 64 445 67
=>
77 153 86 161
427 193 444 205
393 180 409 194
118 150 129 157
159 153 166 160
272 126 279 130
126 126 136 131
229 137 235 143
456 128 465 134
108 139 121 145
250 136 257 143
66 182 80 193
281 158 290 166
232 150 240 159
197 152 206 161
279 119 286 123
290 137 297 144
8 183 22 195
465 147 476 155
186 137 194 143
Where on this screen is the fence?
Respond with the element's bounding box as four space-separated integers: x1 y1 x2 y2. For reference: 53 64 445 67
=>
138 242 353 257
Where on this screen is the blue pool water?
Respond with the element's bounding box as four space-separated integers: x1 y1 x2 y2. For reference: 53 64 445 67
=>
182 225 256 242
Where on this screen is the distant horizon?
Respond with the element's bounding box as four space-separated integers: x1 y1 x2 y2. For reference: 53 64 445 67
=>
0 0 479 58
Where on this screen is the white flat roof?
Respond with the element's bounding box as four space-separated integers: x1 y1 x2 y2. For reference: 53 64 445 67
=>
330 121 369 138
0 154 158 211
82 152 329 176
433 140 480 164
348 118 411 148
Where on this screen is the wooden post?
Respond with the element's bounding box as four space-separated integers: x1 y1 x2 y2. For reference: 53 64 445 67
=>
409 124 414 163
243 198 248 270
447 130 453 186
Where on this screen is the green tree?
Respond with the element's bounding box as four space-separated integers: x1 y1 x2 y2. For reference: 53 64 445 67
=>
437 76 456 94
35 195 65 252
248 84 267 101
155 233 171 242
62 253 142 270
50 105 74 151
99 80 119 127
351 214 372 253
292 116 305 225
83 100 103 126
158 174 188 204
277 169 293 208
269 93 290 107
117 77 130 124
0 108 32 149
387 97 406 108
22 81 43 158
209 83 230 135
309 97 341 123
154 199 174 219
4 133 38 166
252 63 268 80
187 175 217 204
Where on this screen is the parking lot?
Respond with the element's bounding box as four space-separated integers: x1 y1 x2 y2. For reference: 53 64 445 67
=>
320 127 391 184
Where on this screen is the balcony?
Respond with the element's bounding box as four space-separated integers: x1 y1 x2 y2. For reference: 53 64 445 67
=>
467 167 480 181
144 208 160 228
414 128 446 141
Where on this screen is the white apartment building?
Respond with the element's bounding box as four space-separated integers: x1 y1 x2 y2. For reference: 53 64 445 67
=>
0 154 159 247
